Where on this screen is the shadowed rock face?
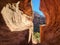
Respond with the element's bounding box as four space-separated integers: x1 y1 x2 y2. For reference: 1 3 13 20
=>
19 0 33 16
0 27 29 45
40 0 60 45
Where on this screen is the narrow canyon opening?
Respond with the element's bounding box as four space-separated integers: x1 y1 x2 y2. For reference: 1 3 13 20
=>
32 0 46 44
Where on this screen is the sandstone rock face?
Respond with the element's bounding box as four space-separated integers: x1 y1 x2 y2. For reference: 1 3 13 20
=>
0 27 29 45
0 0 33 45
40 0 60 45
19 0 33 16
0 0 32 26
0 0 32 16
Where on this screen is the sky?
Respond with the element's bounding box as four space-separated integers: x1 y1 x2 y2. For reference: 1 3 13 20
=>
32 0 44 16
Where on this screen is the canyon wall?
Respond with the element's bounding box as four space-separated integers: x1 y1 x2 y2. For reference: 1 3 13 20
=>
0 0 33 45
40 0 60 45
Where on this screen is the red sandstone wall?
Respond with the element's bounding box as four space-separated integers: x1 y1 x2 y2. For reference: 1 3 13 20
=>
40 0 60 45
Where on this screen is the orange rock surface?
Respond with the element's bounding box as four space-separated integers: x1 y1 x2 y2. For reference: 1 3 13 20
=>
40 0 60 45
19 0 33 16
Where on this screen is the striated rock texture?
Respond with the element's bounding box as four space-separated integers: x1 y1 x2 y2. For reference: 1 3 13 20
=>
0 0 33 45
19 0 33 16
0 0 32 26
40 0 60 45
0 0 32 16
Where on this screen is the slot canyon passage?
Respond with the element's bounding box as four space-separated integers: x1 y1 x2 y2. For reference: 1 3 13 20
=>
0 0 60 45
40 0 60 45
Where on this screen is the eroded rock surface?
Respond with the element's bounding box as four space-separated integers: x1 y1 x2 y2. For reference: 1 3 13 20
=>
40 0 60 45
0 0 33 45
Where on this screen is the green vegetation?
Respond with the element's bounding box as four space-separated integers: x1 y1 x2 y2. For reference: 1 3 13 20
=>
33 32 40 43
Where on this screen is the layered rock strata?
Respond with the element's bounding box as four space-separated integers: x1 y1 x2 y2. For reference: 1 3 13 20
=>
40 0 60 45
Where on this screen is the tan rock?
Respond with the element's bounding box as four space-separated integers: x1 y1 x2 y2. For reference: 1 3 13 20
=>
0 0 33 45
